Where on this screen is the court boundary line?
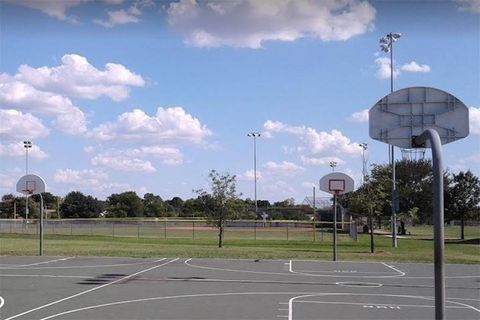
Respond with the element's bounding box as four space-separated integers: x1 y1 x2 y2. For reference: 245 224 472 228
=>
4 258 177 320
287 293 480 320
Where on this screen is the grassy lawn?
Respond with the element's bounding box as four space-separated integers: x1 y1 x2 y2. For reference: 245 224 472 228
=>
1 232 478 264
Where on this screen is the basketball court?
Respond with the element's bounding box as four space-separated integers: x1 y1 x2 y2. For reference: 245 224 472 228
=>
0 256 478 319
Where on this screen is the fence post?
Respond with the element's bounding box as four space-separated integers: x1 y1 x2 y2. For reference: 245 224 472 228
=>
164 220 167 239
137 223 140 239
313 220 316 242
254 221 257 240
286 222 289 241
90 223 93 236
192 221 195 240
70 222 73 236
112 223 115 238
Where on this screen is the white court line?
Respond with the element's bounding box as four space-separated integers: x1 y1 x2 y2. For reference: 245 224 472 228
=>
38 292 313 320
0 296 4 309
35 291 480 320
288 260 404 278
0 259 165 270
185 259 404 279
294 300 468 309
287 293 480 320
19 257 75 267
381 262 406 277
0 274 89 279
4 258 176 320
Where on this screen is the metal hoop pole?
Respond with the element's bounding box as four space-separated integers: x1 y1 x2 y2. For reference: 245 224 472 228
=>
414 129 445 320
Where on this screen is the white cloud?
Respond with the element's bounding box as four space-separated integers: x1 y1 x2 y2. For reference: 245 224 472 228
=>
264 161 305 177
375 57 399 80
262 180 296 199
238 169 262 181
54 168 132 196
167 0 376 48
459 153 480 164
91 154 156 172
0 143 47 159
16 54 145 101
54 168 109 184
0 78 88 135
469 107 480 135
263 120 362 166
90 107 212 145
0 110 50 141
455 0 480 14
94 7 141 27
0 168 23 191
347 109 369 123
4 0 88 23
400 61 431 73
375 58 431 80
300 155 344 166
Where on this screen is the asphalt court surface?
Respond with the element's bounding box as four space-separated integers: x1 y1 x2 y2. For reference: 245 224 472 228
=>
0 256 479 319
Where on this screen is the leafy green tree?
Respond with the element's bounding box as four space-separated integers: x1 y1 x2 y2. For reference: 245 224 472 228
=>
60 191 104 218
106 191 144 218
166 197 184 216
343 177 387 253
143 193 166 217
0 194 16 218
448 170 480 239
195 170 241 248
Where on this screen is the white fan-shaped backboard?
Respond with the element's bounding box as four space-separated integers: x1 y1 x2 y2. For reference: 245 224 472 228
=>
319 172 354 195
369 87 469 148
16 174 46 195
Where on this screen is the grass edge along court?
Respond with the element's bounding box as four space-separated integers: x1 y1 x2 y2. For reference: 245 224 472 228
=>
1 230 478 265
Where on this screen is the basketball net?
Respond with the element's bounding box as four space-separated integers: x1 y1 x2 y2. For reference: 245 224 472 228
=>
400 148 426 161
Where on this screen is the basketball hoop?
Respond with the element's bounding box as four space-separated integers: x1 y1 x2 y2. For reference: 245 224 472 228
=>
401 148 426 161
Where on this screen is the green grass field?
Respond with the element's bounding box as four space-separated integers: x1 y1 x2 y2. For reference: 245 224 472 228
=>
1 229 478 264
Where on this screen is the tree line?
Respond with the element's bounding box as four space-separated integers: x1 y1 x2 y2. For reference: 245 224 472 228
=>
1 160 479 231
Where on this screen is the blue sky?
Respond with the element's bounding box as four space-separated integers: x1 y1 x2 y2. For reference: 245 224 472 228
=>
1 0 479 202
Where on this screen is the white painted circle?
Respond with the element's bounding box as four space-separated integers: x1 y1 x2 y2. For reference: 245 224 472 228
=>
335 281 382 288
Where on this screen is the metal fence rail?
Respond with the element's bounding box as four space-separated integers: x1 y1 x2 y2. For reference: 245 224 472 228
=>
0 219 356 241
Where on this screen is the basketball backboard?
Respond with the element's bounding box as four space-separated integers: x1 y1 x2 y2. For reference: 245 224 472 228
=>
319 172 354 195
16 174 46 195
369 87 469 148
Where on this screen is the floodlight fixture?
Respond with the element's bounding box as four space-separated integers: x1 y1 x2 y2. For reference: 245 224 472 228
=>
379 37 388 44
391 32 402 40
329 161 337 172
380 44 390 52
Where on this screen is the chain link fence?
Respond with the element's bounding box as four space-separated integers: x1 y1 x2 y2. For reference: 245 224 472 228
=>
0 219 357 241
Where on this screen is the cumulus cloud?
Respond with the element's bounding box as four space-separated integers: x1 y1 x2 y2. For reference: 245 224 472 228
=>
263 120 362 166
238 169 262 181
0 143 47 159
0 168 23 191
469 107 480 135
91 154 156 172
16 54 145 101
94 8 141 27
455 0 480 14
0 77 88 135
375 58 431 80
400 61 431 73
90 107 212 145
0 110 50 141
347 109 369 123
54 168 131 195
264 161 305 177
4 0 88 23
167 0 376 48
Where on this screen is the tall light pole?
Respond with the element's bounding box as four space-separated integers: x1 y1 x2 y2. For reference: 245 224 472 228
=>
359 143 368 185
24 141 32 223
329 161 337 172
380 32 401 248
247 132 260 214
